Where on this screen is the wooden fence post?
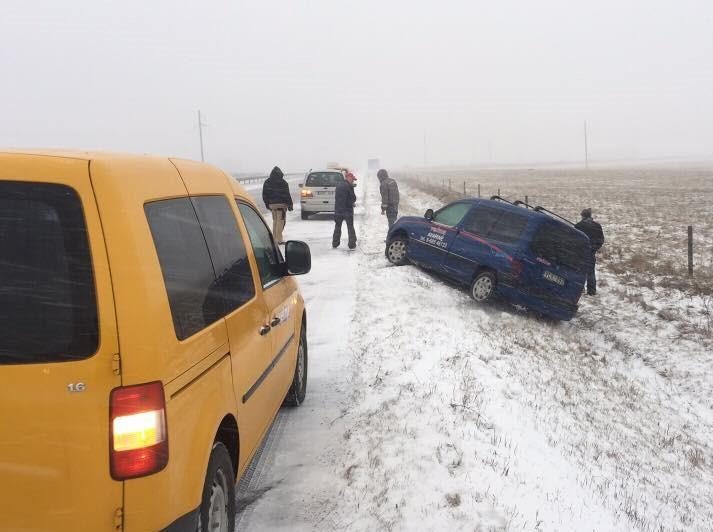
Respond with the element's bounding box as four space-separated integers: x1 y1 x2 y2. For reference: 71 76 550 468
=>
449 178 452 192
463 181 466 195
525 195 529 207
478 184 481 198
688 225 693 276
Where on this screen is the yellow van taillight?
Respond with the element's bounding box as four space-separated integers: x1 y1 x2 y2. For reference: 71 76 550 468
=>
110 381 168 480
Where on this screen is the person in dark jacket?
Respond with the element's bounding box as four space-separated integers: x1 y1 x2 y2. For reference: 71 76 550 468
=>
574 208 605 295
332 172 357 249
262 166 293 244
377 169 399 228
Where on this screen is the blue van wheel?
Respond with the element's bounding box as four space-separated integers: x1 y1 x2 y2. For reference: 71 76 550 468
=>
386 236 409 266
471 271 496 302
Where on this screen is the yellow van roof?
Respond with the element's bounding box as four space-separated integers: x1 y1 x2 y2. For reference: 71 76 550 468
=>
0 149 252 201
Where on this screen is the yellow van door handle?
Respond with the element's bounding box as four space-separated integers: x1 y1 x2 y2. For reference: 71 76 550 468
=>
270 317 281 327
259 325 271 336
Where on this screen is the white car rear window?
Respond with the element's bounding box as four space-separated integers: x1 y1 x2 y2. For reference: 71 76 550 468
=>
306 172 343 187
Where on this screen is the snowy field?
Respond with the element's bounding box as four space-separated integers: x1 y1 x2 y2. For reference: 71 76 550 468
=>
237 169 713 531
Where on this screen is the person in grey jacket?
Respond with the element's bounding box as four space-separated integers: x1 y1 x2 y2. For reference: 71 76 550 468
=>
377 169 399 228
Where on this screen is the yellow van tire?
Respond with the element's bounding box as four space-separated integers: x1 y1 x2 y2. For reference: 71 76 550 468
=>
284 324 308 406
198 443 236 532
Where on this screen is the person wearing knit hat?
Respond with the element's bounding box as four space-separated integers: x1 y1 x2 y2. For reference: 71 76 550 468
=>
574 207 604 296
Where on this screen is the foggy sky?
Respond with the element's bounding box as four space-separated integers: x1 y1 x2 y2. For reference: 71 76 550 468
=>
2 0 712 172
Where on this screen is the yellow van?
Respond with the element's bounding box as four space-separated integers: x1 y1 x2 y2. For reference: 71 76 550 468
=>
0 151 311 531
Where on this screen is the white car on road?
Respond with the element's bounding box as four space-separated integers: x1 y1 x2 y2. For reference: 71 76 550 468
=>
299 169 345 219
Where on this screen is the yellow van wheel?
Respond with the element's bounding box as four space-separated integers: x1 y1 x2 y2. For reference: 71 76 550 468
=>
198 443 235 532
284 323 308 406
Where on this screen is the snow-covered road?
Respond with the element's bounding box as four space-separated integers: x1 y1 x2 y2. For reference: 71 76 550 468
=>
237 174 713 531
236 177 362 529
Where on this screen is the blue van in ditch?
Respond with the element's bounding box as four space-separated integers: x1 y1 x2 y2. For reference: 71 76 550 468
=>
384 197 592 320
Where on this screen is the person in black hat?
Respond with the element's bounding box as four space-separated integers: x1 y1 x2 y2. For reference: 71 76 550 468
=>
262 166 293 244
575 208 604 295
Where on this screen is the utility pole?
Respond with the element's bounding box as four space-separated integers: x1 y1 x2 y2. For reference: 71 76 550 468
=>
584 120 589 169
423 131 427 167
197 110 206 162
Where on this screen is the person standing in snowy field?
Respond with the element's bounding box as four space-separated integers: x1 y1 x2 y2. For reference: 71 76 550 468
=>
262 166 293 244
377 169 399 228
575 208 604 296
333 171 357 249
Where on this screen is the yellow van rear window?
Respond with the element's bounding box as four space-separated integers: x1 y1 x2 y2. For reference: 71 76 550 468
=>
0 182 98 364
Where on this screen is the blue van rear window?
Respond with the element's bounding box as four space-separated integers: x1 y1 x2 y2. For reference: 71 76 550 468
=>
531 223 591 274
0 182 98 364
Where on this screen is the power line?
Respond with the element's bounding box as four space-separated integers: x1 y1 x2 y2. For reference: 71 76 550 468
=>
197 110 207 162
423 131 427 167
584 120 588 168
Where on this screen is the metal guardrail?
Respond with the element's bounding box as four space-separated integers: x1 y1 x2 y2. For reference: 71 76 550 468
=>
234 175 268 184
233 173 303 185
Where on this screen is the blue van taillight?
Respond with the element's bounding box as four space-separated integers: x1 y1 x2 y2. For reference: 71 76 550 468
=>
110 381 168 480
511 259 523 278
500 259 524 287
508 259 524 284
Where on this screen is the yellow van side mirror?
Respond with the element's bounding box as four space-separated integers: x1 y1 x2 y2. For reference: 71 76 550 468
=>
284 241 311 275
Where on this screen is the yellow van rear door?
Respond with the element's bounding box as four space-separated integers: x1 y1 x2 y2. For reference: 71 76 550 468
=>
0 154 122 531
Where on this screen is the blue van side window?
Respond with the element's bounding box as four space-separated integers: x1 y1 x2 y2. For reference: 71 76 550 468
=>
433 203 471 226
465 206 529 244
